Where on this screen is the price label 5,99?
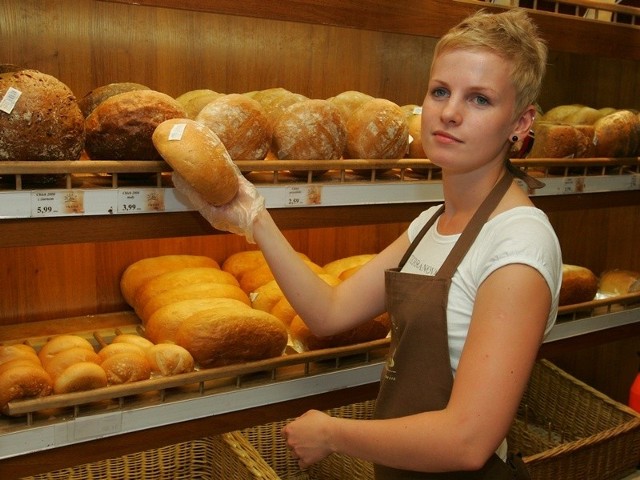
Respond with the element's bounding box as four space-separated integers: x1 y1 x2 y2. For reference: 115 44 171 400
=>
31 191 85 217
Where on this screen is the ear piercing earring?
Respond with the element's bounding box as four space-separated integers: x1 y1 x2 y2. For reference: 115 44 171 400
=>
511 135 519 143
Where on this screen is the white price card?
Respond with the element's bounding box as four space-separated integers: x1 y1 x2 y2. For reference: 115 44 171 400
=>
285 185 323 207
31 190 85 217
117 188 165 214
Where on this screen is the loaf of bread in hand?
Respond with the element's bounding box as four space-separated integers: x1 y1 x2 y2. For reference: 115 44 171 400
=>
153 117 240 205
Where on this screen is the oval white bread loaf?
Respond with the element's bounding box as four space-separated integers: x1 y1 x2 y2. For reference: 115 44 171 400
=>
250 279 285 312
145 297 252 344
222 250 267 279
53 362 108 394
145 343 195 376
120 254 220 306
598 269 640 296
559 264 598 306
239 259 324 294
323 254 376 278
152 118 239 206
175 306 288 368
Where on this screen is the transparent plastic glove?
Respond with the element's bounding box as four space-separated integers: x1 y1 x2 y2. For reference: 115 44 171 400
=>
172 171 265 243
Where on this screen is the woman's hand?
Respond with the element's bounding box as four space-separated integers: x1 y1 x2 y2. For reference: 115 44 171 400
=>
281 410 336 469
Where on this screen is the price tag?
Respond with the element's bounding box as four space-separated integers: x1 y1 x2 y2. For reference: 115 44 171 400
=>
117 188 165 214
285 185 323 207
0 87 22 114
31 190 85 217
630 173 639 190
562 177 576 194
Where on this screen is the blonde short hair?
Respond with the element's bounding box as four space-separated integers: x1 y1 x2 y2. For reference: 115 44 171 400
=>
434 8 548 116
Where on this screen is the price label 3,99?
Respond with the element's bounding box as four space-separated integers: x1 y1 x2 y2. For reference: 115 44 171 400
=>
117 189 165 214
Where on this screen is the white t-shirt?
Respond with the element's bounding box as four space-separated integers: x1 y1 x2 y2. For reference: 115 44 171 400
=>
402 205 562 374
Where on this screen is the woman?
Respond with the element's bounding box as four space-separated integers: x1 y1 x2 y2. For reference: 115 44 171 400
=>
172 8 562 478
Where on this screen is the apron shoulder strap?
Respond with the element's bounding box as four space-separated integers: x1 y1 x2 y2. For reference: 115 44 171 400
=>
397 204 445 270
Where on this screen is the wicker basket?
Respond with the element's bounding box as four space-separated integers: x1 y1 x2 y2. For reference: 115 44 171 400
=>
508 359 640 480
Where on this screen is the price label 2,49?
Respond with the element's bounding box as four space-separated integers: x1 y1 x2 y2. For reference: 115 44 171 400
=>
117 189 165 214
31 191 85 217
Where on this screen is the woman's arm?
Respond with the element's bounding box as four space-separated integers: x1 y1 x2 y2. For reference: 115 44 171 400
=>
252 208 410 336
283 262 551 472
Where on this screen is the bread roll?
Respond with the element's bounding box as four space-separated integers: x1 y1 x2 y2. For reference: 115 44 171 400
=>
0 344 41 367
175 306 288 368
0 362 53 409
85 89 188 160
140 282 251 322
175 89 224 119
134 266 240 315
559 264 598 306
290 312 391 351
146 343 195 376
0 69 84 162
53 362 108 394
111 333 155 352
78 82 150 117
101 352 151 384
38 335 95 366
222 250 267 278
598 269 640 296
195 93 271 160
323 254 376 278
145 297 252 344
120 255 220 306
98 342 146 362
345 98 409 161
272 99 347 178
152 118 240 205
44 347 101 380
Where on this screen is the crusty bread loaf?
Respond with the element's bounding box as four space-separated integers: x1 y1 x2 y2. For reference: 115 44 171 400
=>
559 264 598 306
175 306 288 368
329 90 375 125
345 98 409 160
272 99 347 178
598 269 640 296
0 361 53 410
140 282 251 322
196 93 271 160
153 117 240 205
593 110 640 157
53 362 108 394
85 89 187 160
541 104 584 123
290 312 391 351
145 343 195 376
78 82 149 117
529 122 582 159
134 267 240 316
251 87 308 125
0 69 84 162
120 255 220 306
145 297 252 344
175 89 225 119
101 352 151 384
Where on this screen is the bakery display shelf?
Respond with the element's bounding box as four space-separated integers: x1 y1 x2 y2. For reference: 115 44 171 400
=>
0 158 638 219
1 293 638 461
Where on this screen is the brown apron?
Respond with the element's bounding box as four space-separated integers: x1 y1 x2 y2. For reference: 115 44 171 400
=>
374 172 530 480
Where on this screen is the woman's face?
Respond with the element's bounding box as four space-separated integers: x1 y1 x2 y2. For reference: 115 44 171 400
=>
421 48 523 174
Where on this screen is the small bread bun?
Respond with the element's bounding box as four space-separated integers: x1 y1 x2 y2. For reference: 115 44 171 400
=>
120 254 220 306
0 344 41 367
152 118 239 206
53 362 108 394
145 297 253 344
44 347 101 380
38 335 95 366
111 334 155 352
598 269 640 296
0 362 53 409
290 312 391 351
559 264 598 306
101 353 151 384
146 343 195 376
98 342 146 362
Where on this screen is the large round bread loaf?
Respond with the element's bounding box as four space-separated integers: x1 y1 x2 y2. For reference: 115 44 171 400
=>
78 82 150 117
559 264 598 306
251 87 308 125
593 110 640 157
329 90 374 125
0 69 84 162
153 118 240 205
598 269 640 296
196 93 271 160
145 297 252 344
120 255 220 306
175 306 288 368
85 89 187 160
175 89 224 119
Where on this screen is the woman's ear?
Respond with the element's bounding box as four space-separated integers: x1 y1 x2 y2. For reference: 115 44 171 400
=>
513 105 537 138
